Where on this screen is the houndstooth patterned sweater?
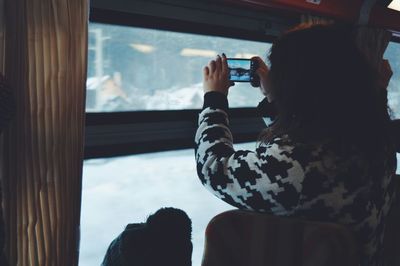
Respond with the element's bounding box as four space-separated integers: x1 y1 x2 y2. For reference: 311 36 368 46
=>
195 92 397 266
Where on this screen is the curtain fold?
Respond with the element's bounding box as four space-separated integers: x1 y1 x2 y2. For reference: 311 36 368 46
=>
1 0 88 265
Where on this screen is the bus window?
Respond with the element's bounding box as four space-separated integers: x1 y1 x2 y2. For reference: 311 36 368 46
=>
385 42 400 119
79 142 255 265
82 19 272 265
86 23 270 112
81 19 400 266
384 42 400 174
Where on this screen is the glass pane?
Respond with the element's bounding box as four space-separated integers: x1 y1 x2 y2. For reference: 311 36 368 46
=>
384 42 400 172
79 142 257 265
86 23 270 112
384 42 400 119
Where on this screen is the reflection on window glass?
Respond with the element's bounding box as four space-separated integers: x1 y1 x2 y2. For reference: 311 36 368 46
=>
385 42 400 119
385 43 400 173
79 143 256 266
86 23 270 112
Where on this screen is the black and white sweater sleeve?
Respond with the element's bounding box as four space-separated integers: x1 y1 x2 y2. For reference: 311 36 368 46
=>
195 92 305 215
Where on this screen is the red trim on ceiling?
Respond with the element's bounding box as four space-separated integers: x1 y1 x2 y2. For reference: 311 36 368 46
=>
221 0 400 33
222 0 363 21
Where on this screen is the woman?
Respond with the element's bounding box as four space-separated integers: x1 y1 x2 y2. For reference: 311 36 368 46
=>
195 24 397 266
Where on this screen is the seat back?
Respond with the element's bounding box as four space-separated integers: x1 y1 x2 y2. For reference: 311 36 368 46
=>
202 210 359 266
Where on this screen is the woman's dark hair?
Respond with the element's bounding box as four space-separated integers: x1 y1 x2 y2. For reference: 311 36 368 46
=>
261 23 392 159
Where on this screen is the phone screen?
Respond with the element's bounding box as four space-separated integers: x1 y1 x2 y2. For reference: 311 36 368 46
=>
227 59 253 82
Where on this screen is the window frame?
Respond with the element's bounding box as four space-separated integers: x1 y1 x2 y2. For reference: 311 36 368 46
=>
85 108 267 158
85 2 291 159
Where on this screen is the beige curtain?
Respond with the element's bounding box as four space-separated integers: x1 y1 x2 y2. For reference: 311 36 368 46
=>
0 0 4 71
0 0 88 265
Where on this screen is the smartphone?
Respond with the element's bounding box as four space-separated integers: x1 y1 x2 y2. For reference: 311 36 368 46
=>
227 58 259 86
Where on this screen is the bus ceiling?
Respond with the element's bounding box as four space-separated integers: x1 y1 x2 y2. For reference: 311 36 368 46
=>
91 0 400 34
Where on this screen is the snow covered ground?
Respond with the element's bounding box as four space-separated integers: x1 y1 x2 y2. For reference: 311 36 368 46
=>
79 143 256 266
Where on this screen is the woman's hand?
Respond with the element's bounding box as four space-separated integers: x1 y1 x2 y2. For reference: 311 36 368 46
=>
203 54 232 95
252 56 272 102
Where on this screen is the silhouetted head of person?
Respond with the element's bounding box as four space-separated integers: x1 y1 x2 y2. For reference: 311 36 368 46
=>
145 207 193 266
102 207 192 266
263 23 391 153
